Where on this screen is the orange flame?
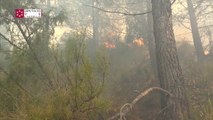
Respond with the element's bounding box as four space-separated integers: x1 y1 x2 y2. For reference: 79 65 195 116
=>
133 38 144 46
204 50 209 55
108 31 116 37
104 42 116 49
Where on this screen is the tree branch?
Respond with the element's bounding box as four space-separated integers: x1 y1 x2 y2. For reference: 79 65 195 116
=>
83 4 152 16
0 32 23 50
108 87 172 120
177 0 187 9
13 18 53 87
199 24 213 28
171 0 177 5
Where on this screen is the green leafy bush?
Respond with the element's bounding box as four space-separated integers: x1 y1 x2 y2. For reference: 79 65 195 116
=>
0 33 109 120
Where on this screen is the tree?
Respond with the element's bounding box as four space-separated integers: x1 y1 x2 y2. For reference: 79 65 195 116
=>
187 0 204 61
146 0 158 80
92 0 100 48
173 0 213 61
207 27 213 56
151 0 191 119
124 0 147 44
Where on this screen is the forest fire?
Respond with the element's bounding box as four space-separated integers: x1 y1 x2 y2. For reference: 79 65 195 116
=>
103 37 144 49
0 0 212 120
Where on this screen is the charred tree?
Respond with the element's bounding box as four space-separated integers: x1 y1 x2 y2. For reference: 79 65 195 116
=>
207 27 213 56
151 0 191 120
187 0 204 61
146 0 158 81
44 0 50 52
92 0 100 48
35 0 51 61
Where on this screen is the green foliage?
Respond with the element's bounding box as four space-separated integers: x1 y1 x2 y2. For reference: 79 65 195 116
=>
0 33 109 120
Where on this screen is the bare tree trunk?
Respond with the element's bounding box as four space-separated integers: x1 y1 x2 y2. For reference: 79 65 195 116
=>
37 0 51 59
44 0 50 48
207 28 213 46
187 0 204 61
146 0 158 81
92 0 99 48
151 0 191 120
125 17 135 43
207 27 213 56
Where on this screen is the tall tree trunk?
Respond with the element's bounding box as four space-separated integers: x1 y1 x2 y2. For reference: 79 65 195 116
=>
207 27 213 56
151 0 191 120
92 0 99 48
146 0 158 81
44 0 50 48
207 28 213 46
125 17 134 43
37 0 50 59
187 0 204 61
39 0 50 60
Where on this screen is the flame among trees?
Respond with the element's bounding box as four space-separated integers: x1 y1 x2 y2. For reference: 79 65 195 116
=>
103 31 144 49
